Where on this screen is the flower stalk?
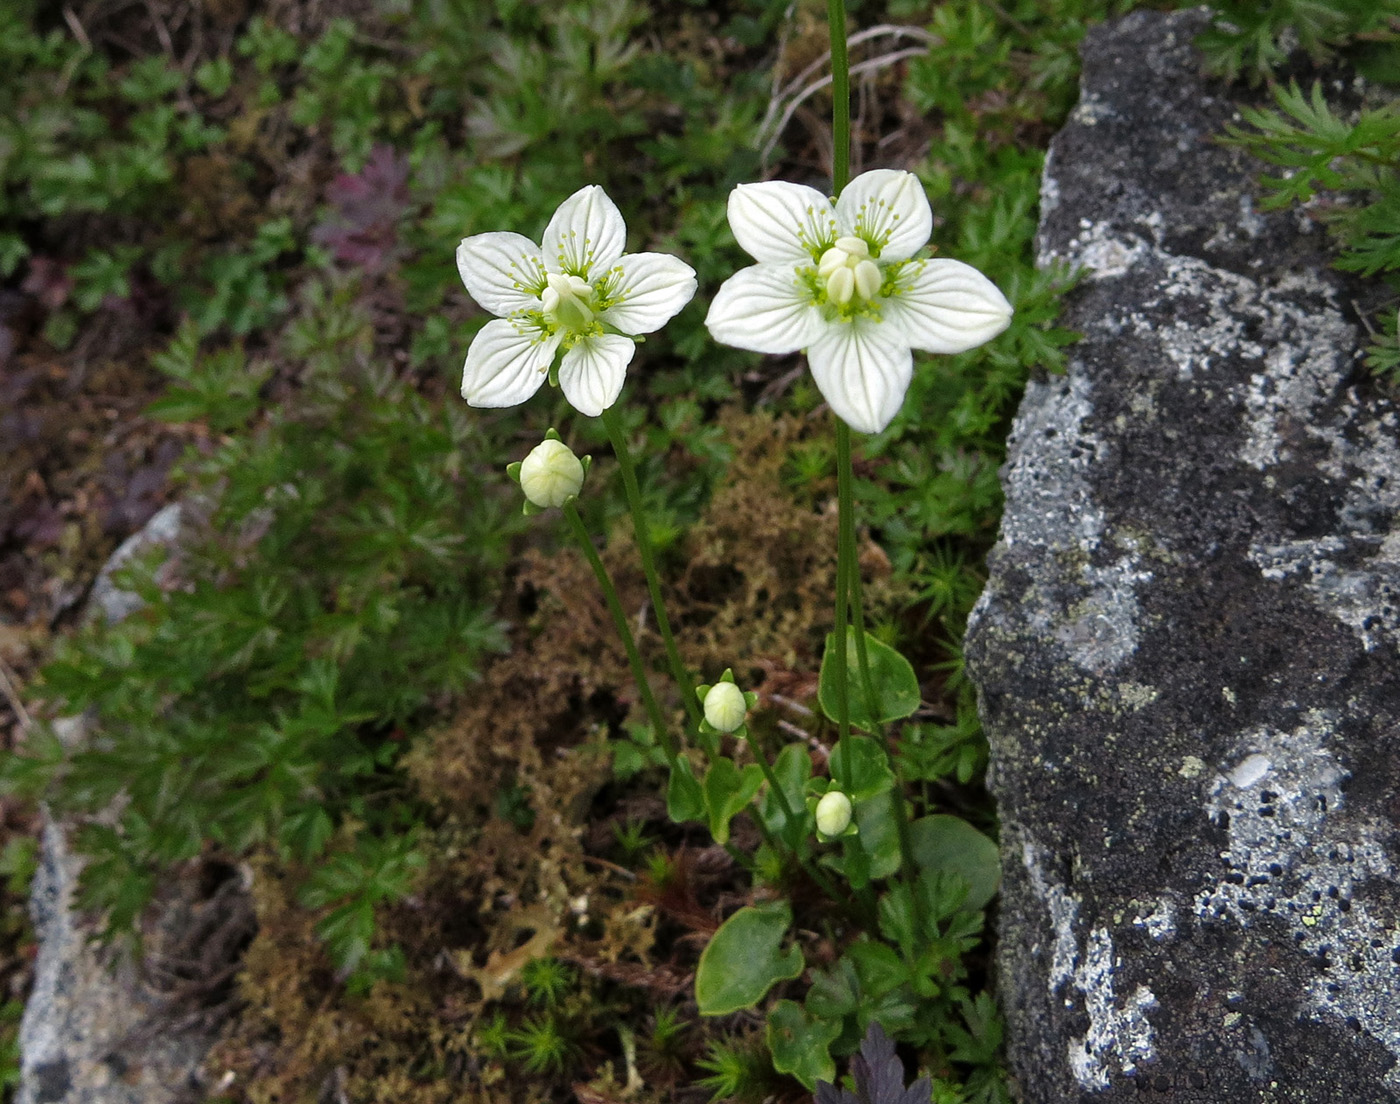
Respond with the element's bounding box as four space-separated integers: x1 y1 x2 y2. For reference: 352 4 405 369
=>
562 500 676 765
601 405 702 731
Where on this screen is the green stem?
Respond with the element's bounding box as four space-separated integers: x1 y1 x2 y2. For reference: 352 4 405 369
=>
842 441 923 924
562 501 675 765
745 769 861 920
600 406 702 730
834 422 855 787
826 0 851 194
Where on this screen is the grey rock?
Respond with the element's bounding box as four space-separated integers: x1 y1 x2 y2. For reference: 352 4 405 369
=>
19 503 252 1104
966 8 1400 1102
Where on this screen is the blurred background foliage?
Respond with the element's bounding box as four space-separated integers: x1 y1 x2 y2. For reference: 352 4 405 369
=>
0 0 1396 1099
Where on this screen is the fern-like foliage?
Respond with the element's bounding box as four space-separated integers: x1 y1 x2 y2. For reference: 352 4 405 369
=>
1197 0 1400 84
1223 79 1400 377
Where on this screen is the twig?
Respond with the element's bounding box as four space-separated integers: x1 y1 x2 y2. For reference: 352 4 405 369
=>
756 23 938 167
0 655 31 734
61 4 91 49
760 47 929 167
776 718 812 742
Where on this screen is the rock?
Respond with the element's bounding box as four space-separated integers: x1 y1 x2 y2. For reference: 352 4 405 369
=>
965 8 1400 1103
19 503 253 1104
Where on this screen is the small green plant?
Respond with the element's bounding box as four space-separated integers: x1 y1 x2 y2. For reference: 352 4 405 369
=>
520 956 576 1007
507 1014 578 1076
1197 0 1400 83
695 1033 779 1104
1223 80 1400 376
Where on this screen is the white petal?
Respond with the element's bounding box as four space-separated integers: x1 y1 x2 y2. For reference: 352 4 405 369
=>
727 181 838 264
456 232 547 317
835 169 932 262
595 252 697 335
704 264 825 354
558 333 635 416
881 259 1013 354
541 185 627 279
461 318 560 409
806 321 913 435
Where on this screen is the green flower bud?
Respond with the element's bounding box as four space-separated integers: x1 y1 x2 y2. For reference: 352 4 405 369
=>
518 438 585 509
814 789 853 838
702 681 747 733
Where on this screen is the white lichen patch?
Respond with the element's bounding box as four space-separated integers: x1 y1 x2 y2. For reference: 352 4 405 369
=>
1131 896 1176 941
1141 255 1266 380
992 374 1150 675
1025 844 1160 1090
1024 842 1082 993
1196 716 1400 1085
1247 405 1400 652
1040 219 1150 277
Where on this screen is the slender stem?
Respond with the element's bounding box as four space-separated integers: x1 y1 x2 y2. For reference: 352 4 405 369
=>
826 0 851 193
752 746 802 850
843 442 923 925
563 501 675 764
834 423 855 787
743 726 861 912
601 406 702 730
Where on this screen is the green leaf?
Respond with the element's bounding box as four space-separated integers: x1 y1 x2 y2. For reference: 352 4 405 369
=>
695 900 803 1015
767 999 838 1090
829 735 894 802
909 815 1000 911
666 757 705 823
758 743 811 842
819 627 920 729
843 939 909 998
703 757 764 845
853 790 901 880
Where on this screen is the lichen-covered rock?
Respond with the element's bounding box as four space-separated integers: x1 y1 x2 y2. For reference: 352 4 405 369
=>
965 9 1400 1102
19 504 252 1104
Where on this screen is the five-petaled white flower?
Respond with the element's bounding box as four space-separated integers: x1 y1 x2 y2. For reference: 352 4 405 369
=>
704 169 1013 434
456 185 697 417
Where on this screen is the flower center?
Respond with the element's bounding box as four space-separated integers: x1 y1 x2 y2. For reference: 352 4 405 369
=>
540 272 596 330
816 236 882 307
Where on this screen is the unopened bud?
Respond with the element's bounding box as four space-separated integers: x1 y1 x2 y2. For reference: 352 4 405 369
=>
815 790 853 837
702 681 747 733
518 438 585 509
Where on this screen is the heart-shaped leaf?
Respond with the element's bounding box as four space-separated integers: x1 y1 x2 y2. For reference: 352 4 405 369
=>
695 900 803 1015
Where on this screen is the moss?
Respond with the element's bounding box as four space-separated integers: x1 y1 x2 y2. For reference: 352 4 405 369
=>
212 408 896 1102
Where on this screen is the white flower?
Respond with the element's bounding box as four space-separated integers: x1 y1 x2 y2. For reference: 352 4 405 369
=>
456 185 698 417
517 438 585 509
701 681 748 734
814 790 853 838
704 169 1014 434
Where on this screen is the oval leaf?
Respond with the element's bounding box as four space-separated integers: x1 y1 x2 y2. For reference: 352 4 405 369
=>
695 901 803 1015
666 757 705 824
829 735 894 802
909 815 1000 911
818 628 920 729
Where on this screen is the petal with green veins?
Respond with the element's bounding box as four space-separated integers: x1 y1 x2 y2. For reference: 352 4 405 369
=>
835 169 932 262
542 185 627 279
461 318 561 408
558 332 635 416
704 263 824 354
727 181 838 264
881 258 1014 354
456 231 548 315
805 320 913 434
596 252 697 334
